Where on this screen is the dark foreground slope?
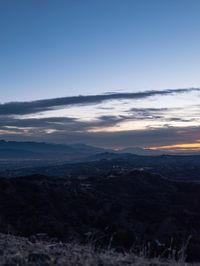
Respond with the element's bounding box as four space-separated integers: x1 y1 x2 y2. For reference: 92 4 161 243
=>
0 171 200 261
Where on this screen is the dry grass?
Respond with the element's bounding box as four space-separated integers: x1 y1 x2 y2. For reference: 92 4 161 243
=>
0 233 199 266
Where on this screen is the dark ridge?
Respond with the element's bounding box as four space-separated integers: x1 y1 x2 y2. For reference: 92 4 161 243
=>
0 171 200 261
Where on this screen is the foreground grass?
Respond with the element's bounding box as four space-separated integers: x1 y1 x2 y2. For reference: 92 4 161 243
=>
0 233 199 266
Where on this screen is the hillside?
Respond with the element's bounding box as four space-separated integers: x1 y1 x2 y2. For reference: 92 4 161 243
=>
1 170 200 261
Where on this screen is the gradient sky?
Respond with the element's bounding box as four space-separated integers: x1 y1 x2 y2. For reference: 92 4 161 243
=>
0 0 200 151
1 0 200 101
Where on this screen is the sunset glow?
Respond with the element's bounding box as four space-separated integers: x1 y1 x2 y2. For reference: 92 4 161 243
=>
150 143 200 151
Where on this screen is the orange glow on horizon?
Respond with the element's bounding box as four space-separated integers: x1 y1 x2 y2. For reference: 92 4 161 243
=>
149 143 200 151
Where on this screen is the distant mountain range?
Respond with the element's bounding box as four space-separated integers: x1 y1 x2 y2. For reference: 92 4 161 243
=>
0 140 199 163
0 140 106 160
0 140 163 161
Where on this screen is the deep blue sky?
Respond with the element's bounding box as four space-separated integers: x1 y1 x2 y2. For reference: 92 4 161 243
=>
1 0 200 102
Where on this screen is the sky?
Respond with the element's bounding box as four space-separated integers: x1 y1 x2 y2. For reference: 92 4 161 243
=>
0 0 200 151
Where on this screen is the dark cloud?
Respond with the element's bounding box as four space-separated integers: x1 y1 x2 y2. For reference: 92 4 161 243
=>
0 115 124 133
0 88 198 116
1 125 200 149
128 107 169 120
0 116 76 127
130 108 169 112
167 117 196 122
128 107 197 122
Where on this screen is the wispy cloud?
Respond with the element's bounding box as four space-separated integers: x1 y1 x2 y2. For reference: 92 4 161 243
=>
0 88 198 116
